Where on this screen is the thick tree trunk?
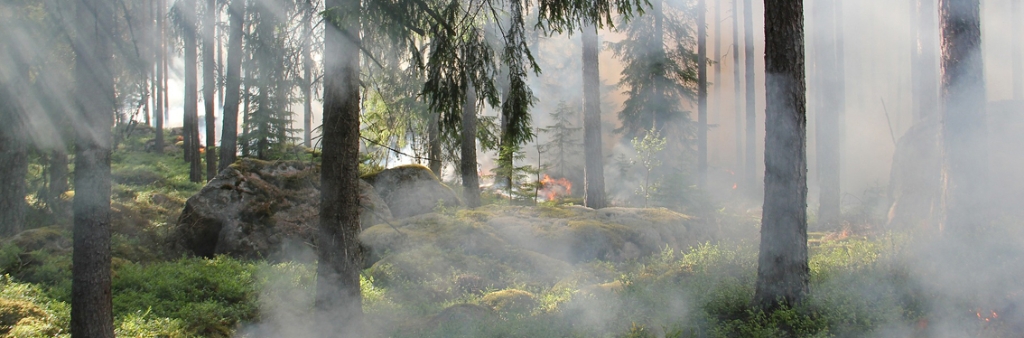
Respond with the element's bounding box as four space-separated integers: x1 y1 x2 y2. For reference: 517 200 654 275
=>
912 0 939 122
733 0 742 173
939 0 988 233
219 0 243 171
71 0 116 334
753 0 809 311
428 114 442 176
814 0 841 227
317 0 364 330
743 0 756 191
204 0 217 180
582 23 606 209
461 85 481 208
184 0 202 183
697 0 708 187
0 91 26 237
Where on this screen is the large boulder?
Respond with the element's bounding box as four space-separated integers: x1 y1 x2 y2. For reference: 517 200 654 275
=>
361 165 462 219
174 159 391 259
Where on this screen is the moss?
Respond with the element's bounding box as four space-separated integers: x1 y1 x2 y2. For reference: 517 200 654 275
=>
113 167 165 186
480 289 537 314
0 298 47 334
7 227 67 253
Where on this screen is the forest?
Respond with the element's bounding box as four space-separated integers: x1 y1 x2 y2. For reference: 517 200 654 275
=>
0 0 1022 336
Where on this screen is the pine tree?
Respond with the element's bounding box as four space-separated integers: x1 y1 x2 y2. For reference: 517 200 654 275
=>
219 0 244 170
540 101 583 179
753 0 809 311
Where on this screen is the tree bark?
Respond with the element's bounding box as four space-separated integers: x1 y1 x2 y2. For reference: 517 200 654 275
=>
71 0 116 334
154 0 165 154
0 89 26 237
743 0 756 191
733 0 742 173
461 84 481 208
1013 0 1022 100
204 0 217 180
303 0 313 148
912 0 940 122
697 0 708 187
184 0 202 183
317 0 364 329
713 0 722 164
814 0 841 227
753 0 809 311
49 148 69 203
219 0 243 171
582 23 606 209
939 0 988 233
428 113 442 176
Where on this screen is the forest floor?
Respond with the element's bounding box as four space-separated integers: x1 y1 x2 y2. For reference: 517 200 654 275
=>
1 130 1022 338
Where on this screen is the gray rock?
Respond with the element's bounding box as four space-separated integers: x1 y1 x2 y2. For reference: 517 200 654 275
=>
362 165 462 219
174 159 391 259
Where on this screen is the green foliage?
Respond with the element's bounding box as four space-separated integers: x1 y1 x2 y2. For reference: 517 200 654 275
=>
608 0 699 141
631 129 667 207
490 144 543 204
111 257 259 337
539 101 583 179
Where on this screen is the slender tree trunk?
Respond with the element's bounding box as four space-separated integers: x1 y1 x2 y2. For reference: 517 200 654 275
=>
733 0 742 174
71 0 115 334
815 0 841 227
753 0 808 311
1013 0 1022 100
154 0 165 153
582 23 606 209
303 0 313 148
713 0 722 164
428 114 442 176
184 0 203 183
220 0 243 171
461 84 481 208
913 0 939 122
697 0 708 187
204 0 217 180
743 0 756 191
939 0 988 233
317 0 364 330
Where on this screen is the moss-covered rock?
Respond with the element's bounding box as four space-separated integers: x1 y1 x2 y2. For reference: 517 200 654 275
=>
480 289 537 314
175 159 391 259
362 165 462 219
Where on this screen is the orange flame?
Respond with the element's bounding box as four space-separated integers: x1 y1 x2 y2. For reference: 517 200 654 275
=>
732 183 738 190
540 174 572 200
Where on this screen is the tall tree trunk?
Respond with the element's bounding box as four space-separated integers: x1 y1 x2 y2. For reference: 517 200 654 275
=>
461 84 481 208
1013 0 1022 100
154 0 165 154
743 0 756 191
303 0 313 148
317 0 364 329
582 23 606 209
204 0 217 180
733 0 742 173
0 88 26 237
697 0 708 187
184 0 203 183
814 0 841 227
71 0 116 334
939 0 988 233
713 0 722 164
220 0 243 171
912 0 939 122
428 114 442 176
753 0 809 311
